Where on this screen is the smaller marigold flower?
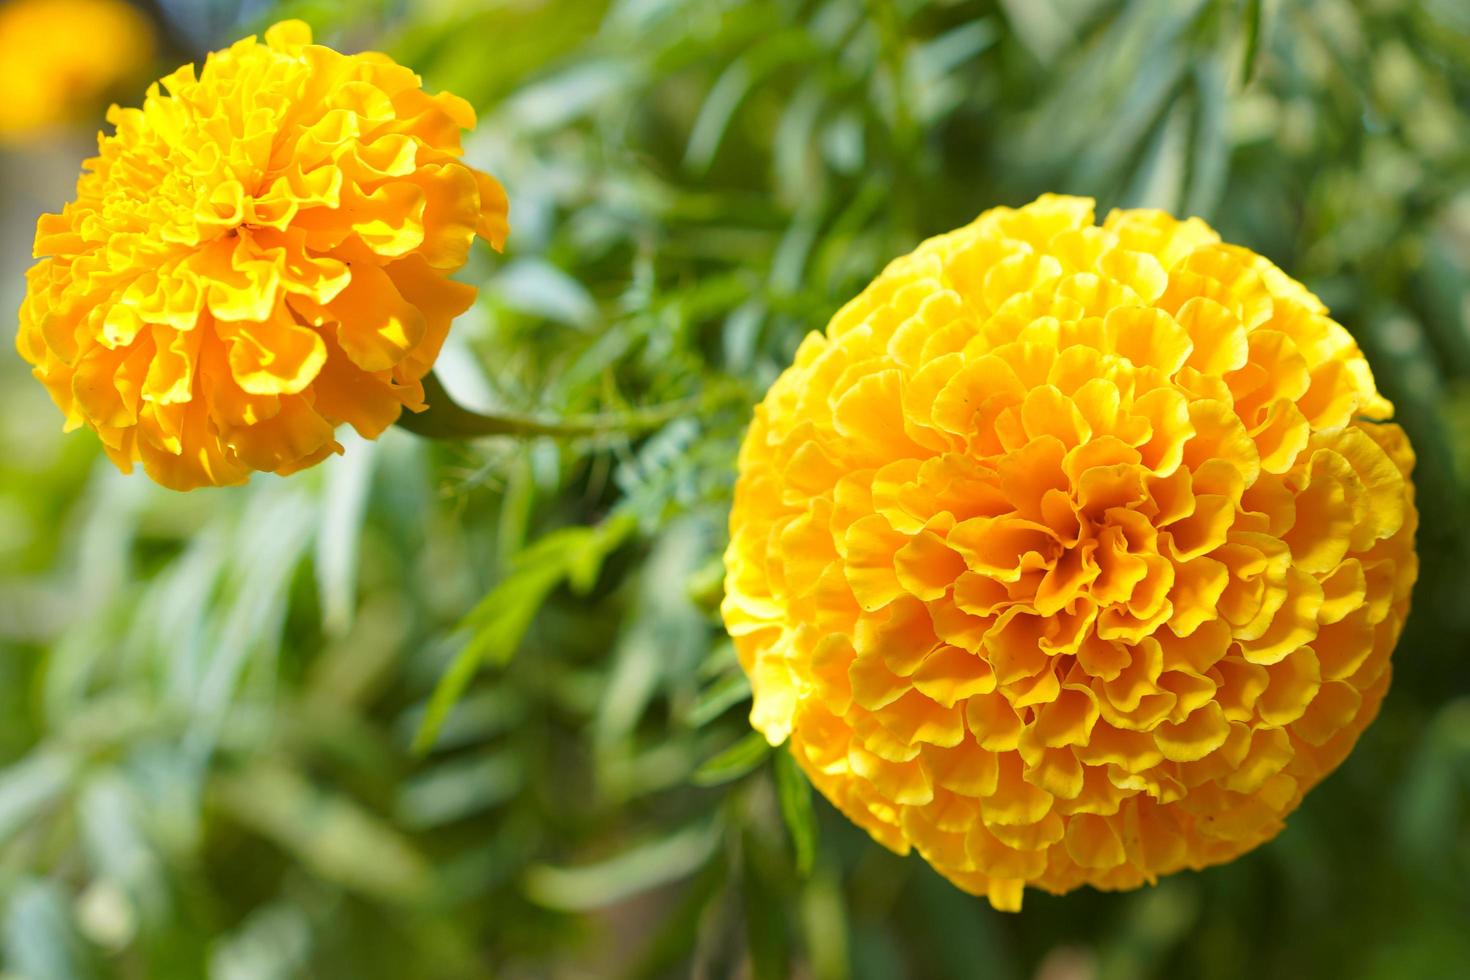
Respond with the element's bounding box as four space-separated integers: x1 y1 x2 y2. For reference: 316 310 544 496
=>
0 0 155 139
17 20 509 489
722 195 1417 911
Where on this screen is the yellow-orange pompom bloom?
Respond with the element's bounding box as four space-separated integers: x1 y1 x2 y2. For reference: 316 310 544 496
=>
16 20 508 489
0 0 155 139
722 195 1417 911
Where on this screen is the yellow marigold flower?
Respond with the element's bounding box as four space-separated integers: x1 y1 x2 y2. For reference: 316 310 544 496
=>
0 0 155 139
16 20 509 490
722 194 1417 911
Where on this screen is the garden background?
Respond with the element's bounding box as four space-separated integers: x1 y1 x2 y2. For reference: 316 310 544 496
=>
1 0 1468 977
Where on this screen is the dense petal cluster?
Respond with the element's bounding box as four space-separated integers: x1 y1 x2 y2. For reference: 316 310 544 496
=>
17 21 508 489
722 195 1417 910
0 0 154 139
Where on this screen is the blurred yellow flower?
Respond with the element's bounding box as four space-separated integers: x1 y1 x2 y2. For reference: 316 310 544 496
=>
17 20 509 489
722 194 1417 910
0 0 155 139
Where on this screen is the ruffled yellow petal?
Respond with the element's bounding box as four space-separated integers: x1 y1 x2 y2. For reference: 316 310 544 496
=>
16 19 509 490
722 194 1417 911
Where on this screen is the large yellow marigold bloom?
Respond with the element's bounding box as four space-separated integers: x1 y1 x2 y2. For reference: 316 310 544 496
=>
16 21 509 490
0 0 155 139
722 195 1417 911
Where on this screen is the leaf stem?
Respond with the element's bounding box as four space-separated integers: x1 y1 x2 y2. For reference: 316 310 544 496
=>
394 371 693 440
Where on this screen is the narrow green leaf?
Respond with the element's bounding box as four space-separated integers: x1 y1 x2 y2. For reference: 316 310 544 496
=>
697 640 740 680
3 879 97 980
412 563 559 756
741 829 791 980
998 0 1073 66
687 671 752 728
493 258 598 329
692 731 771 786
773 82 824 205
1121 90 1192 212
397 751 524 830
799 866 852 980
686 32 822 174
414 514 635 753
594 517 709 752
568 511 638 594
684 60 754 173
774 750 816 877
621 858 729 980
1184 57 1229 219
1240 0 1264 86
315 433 376 637
511 60 635 130
209 902 311 980
212 764 432 904
524 820 720 911
0 751 76 845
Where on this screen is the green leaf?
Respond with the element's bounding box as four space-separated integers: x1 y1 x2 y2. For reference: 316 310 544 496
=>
798 866 852 980
314 433 376 637
741 828 791 980
685 32 822 173
691 731 771 786
3 879 97 980
684 59 754 173
413 513 635 753
209 902 311 980
396 751 524 830
1123 89 1192 212
0 751 76 845
687 671 752 727
998 0 1073 66
1393 699 1470 870
1184 56 1229 219
773 750 816 877
493 258 599 329
594 517 711 752
621 858 729 980
1240 0 1264 86
212 763 433 904
523 820 720 912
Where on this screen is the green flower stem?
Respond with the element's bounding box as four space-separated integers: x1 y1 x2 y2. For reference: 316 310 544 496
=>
394 371 695 440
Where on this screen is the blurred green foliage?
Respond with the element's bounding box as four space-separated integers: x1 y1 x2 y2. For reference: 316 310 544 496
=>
1 0 1469 977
